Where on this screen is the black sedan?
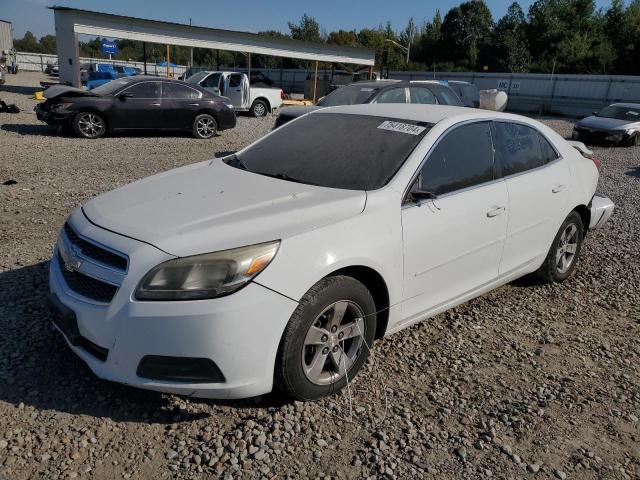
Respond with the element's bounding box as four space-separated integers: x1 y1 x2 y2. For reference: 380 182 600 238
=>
274 80 463 128
35 76 236 139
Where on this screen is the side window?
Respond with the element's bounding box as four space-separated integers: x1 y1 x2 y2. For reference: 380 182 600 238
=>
376 88 407 104
493 122 545 176
202 74 220 88
123 82 161 98
162 83 201 99
229 74 242 88
408 87 437 105
416 122 494 196
538 132 560 163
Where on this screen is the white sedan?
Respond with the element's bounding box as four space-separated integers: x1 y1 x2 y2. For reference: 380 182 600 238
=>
49 105 614 400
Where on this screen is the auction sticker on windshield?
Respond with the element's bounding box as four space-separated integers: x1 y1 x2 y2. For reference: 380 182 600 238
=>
378 120 427 135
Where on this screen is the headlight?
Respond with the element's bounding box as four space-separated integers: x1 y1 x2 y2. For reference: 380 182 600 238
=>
135 241 279 301
224 102 234 109
51 102 73 112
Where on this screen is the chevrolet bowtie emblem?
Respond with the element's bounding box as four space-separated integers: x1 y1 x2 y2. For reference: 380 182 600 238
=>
61 244 83 272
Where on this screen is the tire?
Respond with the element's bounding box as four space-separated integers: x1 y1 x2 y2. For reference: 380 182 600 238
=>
275 275 377 401
192 114 217 139
72 112 106 139
625 133 640 147
536 211 584 283
250 99 268 118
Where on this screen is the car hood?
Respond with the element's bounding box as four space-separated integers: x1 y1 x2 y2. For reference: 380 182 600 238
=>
82 159 366 257
44 85 96 99
576 115 637 131
278 106 321 119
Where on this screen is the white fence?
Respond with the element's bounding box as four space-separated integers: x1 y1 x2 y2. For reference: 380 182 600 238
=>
16 51 640 116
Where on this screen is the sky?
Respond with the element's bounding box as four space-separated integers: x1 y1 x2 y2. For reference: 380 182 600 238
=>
4 0 612 40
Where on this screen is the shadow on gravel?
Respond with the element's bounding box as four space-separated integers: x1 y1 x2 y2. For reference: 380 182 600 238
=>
625 166 640 178
0 262 285 423
0 84 40 95
1 123 62 137
1 123 221 140
509 273 547 288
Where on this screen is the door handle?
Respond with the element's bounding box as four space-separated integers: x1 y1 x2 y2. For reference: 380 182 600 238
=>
552 184 566 193
150 102 161 106
486 206 506 217
235 89 241 92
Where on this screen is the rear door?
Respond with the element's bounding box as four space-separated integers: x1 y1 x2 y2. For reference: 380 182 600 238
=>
111 81 162 129
493 121 570 275
401 121 509 319
161 82 202 129
200 73 222 96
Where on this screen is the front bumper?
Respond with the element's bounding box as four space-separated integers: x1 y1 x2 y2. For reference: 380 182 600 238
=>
34 104 72 125
573 126 634 145
49 211 298 399
589 194 615 229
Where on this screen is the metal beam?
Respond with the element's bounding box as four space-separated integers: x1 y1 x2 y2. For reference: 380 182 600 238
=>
53 7 374 86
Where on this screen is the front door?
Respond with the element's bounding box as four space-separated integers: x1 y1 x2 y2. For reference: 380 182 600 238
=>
401 121 509 320
200 73 222 96
112 81 163 129
492 121 571 275
224 73 247 108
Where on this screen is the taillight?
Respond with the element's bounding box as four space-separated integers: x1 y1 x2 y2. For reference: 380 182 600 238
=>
280 89 285 100
591 157 601 170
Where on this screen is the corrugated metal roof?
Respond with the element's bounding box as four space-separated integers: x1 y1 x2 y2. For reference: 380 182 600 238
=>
49 6 373 61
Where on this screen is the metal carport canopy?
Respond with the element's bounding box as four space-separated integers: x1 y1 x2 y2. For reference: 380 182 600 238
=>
52 7 375 87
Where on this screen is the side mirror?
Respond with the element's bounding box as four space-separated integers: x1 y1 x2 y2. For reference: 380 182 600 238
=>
118 92 133 100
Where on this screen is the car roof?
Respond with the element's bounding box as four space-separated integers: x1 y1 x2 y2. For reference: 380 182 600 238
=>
313 103 519 125
609 102 640 109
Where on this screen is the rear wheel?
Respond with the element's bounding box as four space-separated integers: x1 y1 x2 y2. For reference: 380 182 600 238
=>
275 276 377 400
72 112 106 139
192 114 217 139
536 211 584 283
250 99 268 118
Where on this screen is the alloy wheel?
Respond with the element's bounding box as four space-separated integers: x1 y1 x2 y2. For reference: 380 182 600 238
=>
301 300 366 386
196 117 216 138
556 223 579 274
253 103 266 117
77 113 105 138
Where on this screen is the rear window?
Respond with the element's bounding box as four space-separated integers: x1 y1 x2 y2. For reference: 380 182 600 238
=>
227 113 432 190
317 85 379 107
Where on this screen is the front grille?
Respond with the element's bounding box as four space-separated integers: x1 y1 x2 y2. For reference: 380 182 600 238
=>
64 223 128 271
57 252 118 303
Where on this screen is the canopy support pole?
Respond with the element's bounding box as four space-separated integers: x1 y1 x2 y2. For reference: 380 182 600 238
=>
312 60 319 103
142 42 147 75
166 45 170 77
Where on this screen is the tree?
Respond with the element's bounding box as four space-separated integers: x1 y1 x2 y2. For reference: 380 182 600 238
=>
288 14 322 43
327 30 359 47
414 11 444 67
13 31 40 52
441 0 493 67
492 2 531 72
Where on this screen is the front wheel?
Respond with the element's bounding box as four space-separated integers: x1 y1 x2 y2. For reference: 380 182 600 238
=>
192 114 217 139
250 99 268 118
72 112 106 139
275 276 377 401
536 211 584 283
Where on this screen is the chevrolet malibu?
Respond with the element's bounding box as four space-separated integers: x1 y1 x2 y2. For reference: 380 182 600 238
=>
49 105 614 401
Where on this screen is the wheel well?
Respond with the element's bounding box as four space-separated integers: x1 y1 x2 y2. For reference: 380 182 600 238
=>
252 97 271 112
328 266 390 340
573 204 590 235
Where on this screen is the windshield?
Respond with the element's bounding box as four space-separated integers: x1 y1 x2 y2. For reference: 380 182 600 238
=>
225 113 432 190
317 84 380 107
596 105 640 121
185 72 211 84
90 78 134 96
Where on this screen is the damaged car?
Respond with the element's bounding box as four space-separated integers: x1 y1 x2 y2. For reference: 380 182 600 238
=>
572 103 640 146
35 76 236 139
49 104 613 401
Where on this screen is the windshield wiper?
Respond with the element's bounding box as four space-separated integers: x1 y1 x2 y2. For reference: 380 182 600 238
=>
224 155 249 171
259 172 319 186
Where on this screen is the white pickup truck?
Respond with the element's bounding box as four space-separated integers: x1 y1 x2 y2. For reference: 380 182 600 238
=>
186 71 283 117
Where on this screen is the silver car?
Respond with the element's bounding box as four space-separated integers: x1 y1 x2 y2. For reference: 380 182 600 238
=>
573 103 640 146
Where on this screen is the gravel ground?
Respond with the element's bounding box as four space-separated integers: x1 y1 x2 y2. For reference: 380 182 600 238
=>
0 72 639 480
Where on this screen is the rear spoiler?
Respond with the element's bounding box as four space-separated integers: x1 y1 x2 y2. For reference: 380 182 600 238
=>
567 140 593 158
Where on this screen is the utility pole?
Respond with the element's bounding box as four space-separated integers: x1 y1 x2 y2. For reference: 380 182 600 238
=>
406 17 414 64
189 18 193 68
